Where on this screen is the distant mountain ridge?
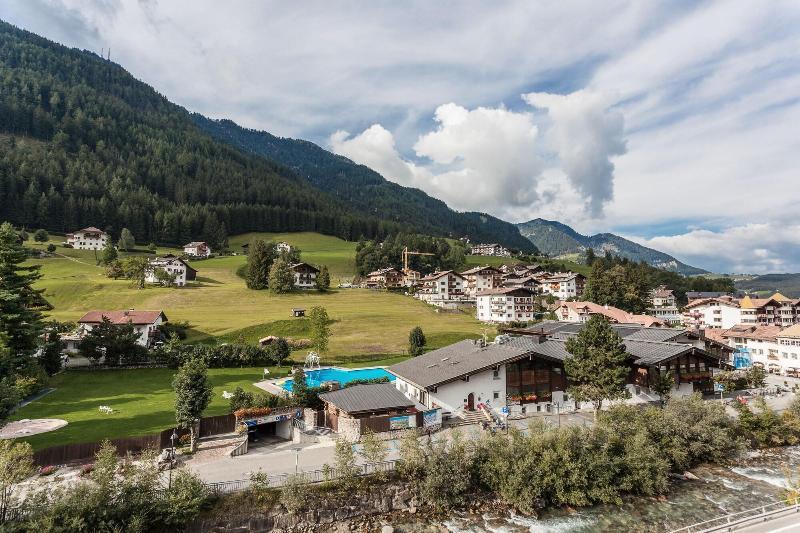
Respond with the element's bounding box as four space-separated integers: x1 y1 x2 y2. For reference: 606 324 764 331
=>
735 273 800 297
191 115 536 252
517 218 707 275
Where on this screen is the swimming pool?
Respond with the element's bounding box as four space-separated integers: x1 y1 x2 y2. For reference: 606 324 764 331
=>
281 367 395 392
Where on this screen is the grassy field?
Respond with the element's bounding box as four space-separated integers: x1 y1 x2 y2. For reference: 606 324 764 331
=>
24 232 484 358
9 367 279 449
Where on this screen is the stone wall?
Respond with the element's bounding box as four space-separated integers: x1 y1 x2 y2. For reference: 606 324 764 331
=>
337 416 361 442
188 482 419 532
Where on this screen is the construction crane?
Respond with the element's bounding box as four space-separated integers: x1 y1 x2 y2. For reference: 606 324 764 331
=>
401 246 435 273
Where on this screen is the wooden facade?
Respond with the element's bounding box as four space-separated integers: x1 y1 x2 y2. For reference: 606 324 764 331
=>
505 358 567 404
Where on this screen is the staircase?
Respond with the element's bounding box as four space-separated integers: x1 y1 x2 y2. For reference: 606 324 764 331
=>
459 409 488 425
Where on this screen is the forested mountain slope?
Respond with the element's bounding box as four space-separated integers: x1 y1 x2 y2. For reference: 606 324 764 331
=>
192 115 535 252
518 218 706 275
0 20 534 251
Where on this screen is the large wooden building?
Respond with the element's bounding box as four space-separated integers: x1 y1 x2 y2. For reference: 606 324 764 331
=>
389 321 732 418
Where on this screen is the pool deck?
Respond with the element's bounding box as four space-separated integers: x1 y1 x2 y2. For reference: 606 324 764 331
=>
254 366 393 397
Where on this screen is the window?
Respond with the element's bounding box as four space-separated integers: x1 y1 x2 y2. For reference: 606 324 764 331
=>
493 368 500 380
493 391 500 400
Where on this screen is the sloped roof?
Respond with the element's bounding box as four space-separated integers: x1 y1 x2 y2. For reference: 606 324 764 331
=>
389 339 531 389
77 226 105 234
685 297 740 310
772 292 790 302
420 270 465 281
78 310 166 325
318 383 415 414
461 266 501 275
475 287 535 297
289 262 319 272
559 301 663 327
778 323 800 338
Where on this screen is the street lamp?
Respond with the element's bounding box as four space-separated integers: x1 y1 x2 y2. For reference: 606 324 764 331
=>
293 447 302 475
169 429 177 489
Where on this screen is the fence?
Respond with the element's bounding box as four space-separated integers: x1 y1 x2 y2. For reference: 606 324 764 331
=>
205 460 398 495
32 414 234 466
670 498 799 532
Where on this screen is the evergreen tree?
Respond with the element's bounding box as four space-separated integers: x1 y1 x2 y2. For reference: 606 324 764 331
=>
309 306 331 354
99 240 118 265
245 239 277 290
40 329 63 376
315 265 330 291
173 359 213 452
33 229 48 242
117 228 135 251
408 326 426 356
0 222 45 364
564 315 629 419
268 258 294 294
650 371 674 407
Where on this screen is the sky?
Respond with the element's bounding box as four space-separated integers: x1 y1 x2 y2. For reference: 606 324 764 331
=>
2 1 800 273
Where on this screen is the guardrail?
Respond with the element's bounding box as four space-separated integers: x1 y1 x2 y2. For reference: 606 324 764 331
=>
670 498 799 532
205 459 398 495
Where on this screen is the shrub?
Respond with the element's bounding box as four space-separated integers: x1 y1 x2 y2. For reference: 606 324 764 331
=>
234 406 273 419
287 338 312 349
33 229 48 242
46 243 56 253
734 397 800 447
281 474 309 513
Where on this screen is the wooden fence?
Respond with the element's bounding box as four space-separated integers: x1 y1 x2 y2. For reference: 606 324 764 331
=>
32 413 236 466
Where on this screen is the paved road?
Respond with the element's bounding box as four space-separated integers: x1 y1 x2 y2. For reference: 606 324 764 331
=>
734 511 800 532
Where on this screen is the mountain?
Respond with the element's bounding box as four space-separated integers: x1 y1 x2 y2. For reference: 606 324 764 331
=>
0 20 533 252
517 218 707 275
735 274 800 297
191 115 536 252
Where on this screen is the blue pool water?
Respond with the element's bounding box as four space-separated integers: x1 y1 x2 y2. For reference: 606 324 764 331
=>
281 367 395 392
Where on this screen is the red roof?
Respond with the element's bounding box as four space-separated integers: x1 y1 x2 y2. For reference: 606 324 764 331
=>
78 310 166 325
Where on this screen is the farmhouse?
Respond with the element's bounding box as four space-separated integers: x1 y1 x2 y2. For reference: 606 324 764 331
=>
77 309 167 348
470 243 511 257
461 265 503 297
365 267 405 289
66 227 109 250
144 255 197 286
290 262 319 289
476 287 538 323
388 321 729 419
183 241 211 258
557 301 663 327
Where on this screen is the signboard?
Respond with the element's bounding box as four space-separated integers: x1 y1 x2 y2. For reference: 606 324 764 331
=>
422 409 442 428
713 382 724 393
501 406 509 415
389 416 411 430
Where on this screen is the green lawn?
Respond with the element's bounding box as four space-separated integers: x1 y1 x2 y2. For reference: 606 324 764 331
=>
25 232 485 358
10 367 274 450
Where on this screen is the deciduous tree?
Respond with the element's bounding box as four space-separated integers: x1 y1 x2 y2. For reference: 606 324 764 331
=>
268 257 294 293
78 317 144 366
100 240 117 265
309 306 331 353
173 359 213 452
33 228 48 242
118 228 135 251
0 439 34 522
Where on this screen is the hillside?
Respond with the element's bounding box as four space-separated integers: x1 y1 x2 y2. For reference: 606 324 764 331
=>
735 273 800 297
191 115 535 252
0 20 532 251
517 218 707 275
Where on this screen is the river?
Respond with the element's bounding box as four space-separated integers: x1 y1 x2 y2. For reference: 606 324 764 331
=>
388 446 798 532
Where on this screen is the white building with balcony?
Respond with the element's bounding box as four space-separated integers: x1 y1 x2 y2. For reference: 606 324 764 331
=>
66 227 109 250
476 287 537 323
415 270 469 308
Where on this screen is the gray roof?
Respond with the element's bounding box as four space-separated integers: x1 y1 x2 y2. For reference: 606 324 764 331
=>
388 339 531 389
318 383 414 414
391 322 724 389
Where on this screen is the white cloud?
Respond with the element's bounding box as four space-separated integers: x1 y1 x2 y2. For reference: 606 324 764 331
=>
4 1 800 272
522 91 626 217
632 222 800 274
329 95 624 219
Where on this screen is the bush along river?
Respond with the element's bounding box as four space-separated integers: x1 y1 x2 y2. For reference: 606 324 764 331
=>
387 446 798 533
